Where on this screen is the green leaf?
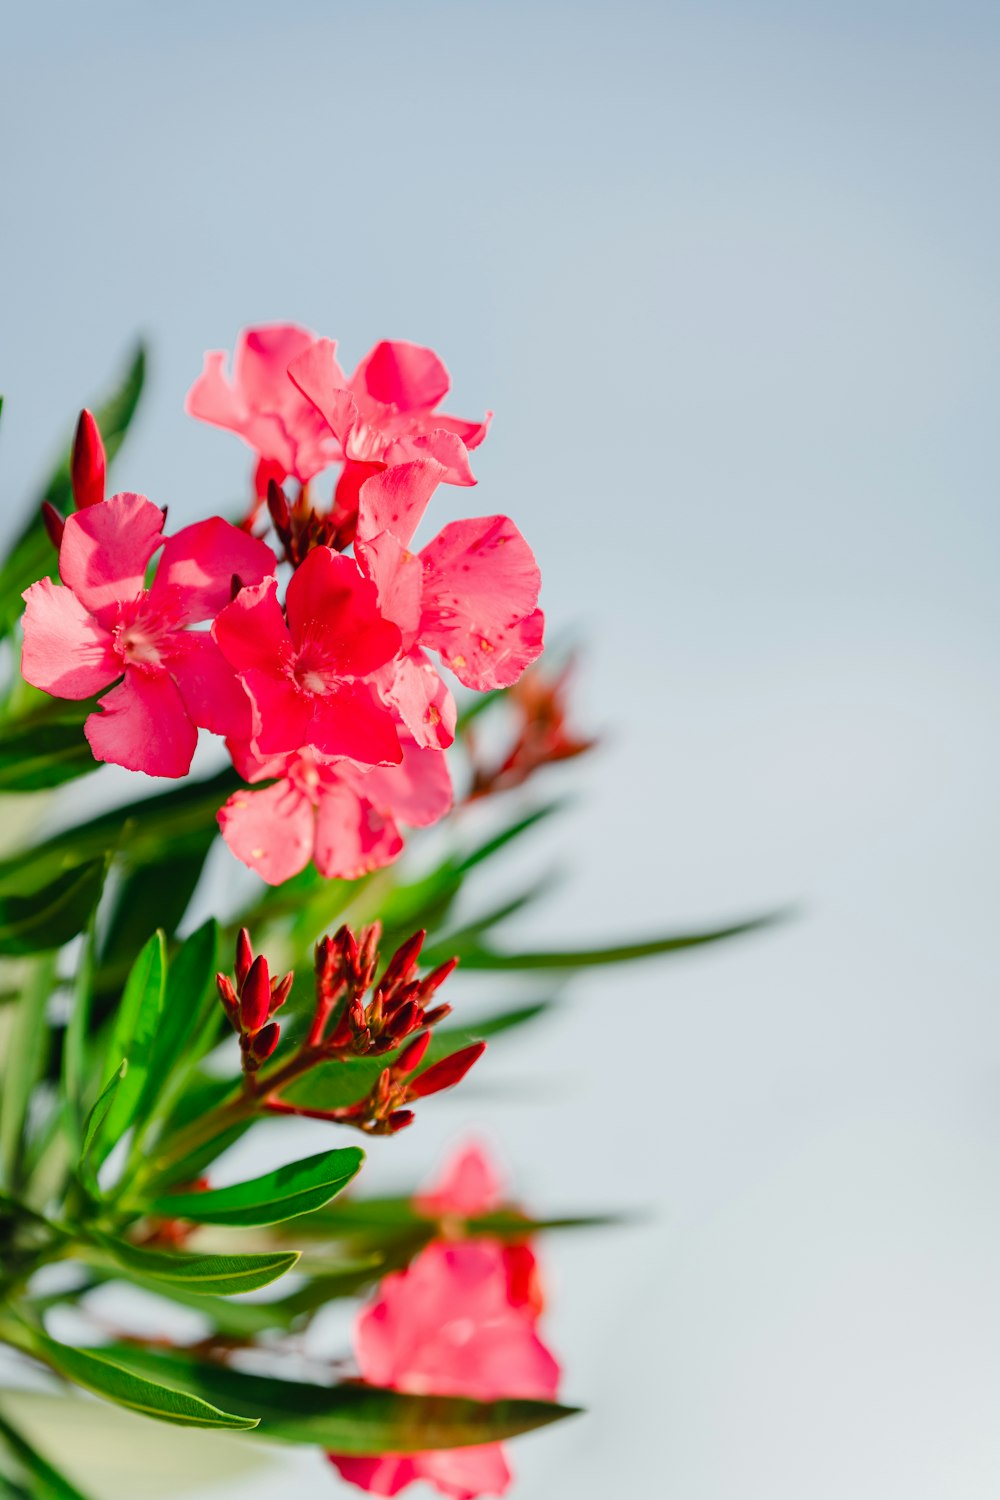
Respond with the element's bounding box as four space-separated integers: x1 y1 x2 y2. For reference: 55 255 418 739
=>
107 1345 579 1451
129 920 220 1143
0 862 106 956
0 1404 94 1500
0 715 97 792
284 1027 485 1114
422 911 784 970
146 1145 364 1227
0 959 55 1191
78 1061 127 1195
0 345 146 635
2 1323 258 1430
88 1235 299 1296
300 1195 616 1241
92 933 165 1165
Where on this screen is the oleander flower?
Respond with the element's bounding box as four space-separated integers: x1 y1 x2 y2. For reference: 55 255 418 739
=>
218 735 452 886
328 1237 559 1498
211 543 402 764
20 493 276 777
356 462 544 692
185 323 342 499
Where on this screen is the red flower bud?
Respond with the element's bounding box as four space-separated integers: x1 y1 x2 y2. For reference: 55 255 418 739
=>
405 1042 486 1101
269 971 294 1013
379 929 426 994
70 409 106 510
393 1030 431 1077
387 1109 415 1133
420 956 459 997
250 1021 281 1062
388 1000 420 1039
40 501 65 550
421 1003 453 1028
234 928 253 988
239 954 271 1033
266 477 291 532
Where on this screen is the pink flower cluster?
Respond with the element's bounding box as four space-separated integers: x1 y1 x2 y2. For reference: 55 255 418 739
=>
20 327 543 884
329 1143 559 1499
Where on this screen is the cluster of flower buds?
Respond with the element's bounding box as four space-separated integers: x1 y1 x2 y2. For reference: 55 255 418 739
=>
41 408 107 551
216 928 294 1073
265 477 352 567
467 658 596 801
311 923 458 1058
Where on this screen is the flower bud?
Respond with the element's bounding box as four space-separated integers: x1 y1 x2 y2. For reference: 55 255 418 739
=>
234 928 253 988
393 1030 431 1077
239 954 271 1033
269 971 294 1013
41 501 65 550
71 409 106 510
250 1021 281 1062
266 477 291 532
388 999 419 1039
405 1042 486 1100
387 1109 415 1133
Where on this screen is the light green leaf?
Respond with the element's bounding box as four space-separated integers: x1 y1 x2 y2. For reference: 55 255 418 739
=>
92 933 165 1167
78 1062 127 1196
88 1235 299 1296
0 862 106 956
0 958 55 1191
146 1146 364 1227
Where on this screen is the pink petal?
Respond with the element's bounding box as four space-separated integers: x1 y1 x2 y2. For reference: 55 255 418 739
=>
233 323 324 410
327 1455 418 1497
356 532 423 644
308 681 402 765
85 668 198 778
424 410 493 452
312 781 403 880
382 428 478 486
212 578 294 675
417 1144 504 1220
284 546 401 677
357 461 445 548
376 650 456 750
59 493 164 618
352 340 451 411
167 632 252 739
415 1444 512 1499
20 578 118 698
240 668 314 758
218 778 315 885
150 517 276 624
287 338 358 445
185 350 246 430
419 518 543 689
363 738 452 828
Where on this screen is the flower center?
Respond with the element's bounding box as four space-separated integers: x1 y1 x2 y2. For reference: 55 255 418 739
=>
116 615 169 669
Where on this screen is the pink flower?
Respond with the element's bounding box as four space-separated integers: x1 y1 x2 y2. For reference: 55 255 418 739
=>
211 544 403 765
217 735 452 886
186 324 342 499
356 462 545 693
328 1235 559 1499
288 337 491 542
20 493 276 778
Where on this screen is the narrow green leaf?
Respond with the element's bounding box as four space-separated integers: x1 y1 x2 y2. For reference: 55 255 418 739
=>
146 1146 364 1227
88 1235 299 1296
107 1345 579 1451
0 1404 94 1500
93 933 165 1165
78 1061 127 1195
423 911 785 970
0 862 106 956
285 1028 485 1113
0 959 55 1191
61 922 98 1150
3 1324 258 1430
0 716 97 792
129 920 220 1142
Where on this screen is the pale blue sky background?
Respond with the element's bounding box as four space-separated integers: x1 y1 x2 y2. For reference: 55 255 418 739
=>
2 2 1000 1496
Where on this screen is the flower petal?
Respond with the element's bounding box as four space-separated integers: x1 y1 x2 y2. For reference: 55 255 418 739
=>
376 650 456 751
326 1455 417 1498
59 493 164 618
168 632 252 739
419 518 543 689
150 517 277 624
356 532 423 644
363 738 452 828
20 578 118 698
416 1143 504 1220
357 461 444 549
287 338 358 446
308 682 402 765
415 1444 513 1499
212 578 293 675
313 781 403 880
382 428 478 487
218 778 315 885
85 668 197 778
352 340 451 411
285 546 401 677
241 668 314 758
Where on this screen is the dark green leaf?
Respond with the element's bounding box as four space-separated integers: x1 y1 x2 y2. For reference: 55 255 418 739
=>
0 862 106 956
88 1234 299 1296
0 715 97 792
78 1061 127 1195
108 1345 579 1451
0 1405 94 1500
0 959 56 1191
285 1027 485 1113
92 933 165 1164
129 920 220 1143
5 1324 258 1430
146 1146 364 1227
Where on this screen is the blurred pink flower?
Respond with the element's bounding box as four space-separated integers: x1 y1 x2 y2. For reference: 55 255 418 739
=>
20 493 275 777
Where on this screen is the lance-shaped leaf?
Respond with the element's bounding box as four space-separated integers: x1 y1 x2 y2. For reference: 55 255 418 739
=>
78 1061 127 1196
0 1405 94 1500
106 1346 579 1451
421 911 785 970
284 1028 488 1113
0 958 56 1192
91 932 165 1168
129 920 220 1146
87 1234 299 1296
0 862 106 956
0 714 98 792
4 1325 258 1431
145 1146 364 1227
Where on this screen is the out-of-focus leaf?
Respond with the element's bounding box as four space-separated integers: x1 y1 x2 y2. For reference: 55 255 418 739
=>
0 345 146 635
298 1195 617 1242
0 1405 94 1500
0 715 97 792
422 911 784 970
0 862 106 956
88 1235 299 1296
129 920 220 1144
284 1027 486 1113
78 1061 126 1196
92 933 165 1167
2 1324 258 1431
0 959 55 1192
107 1345 579 1451
145 1146 364 1227
99 853 210 983
61 923 98 1148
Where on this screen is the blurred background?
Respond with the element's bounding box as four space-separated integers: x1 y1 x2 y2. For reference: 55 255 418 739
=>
2 1 1000 1495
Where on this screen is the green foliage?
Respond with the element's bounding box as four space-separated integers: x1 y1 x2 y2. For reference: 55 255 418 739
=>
145 1145 364 1226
